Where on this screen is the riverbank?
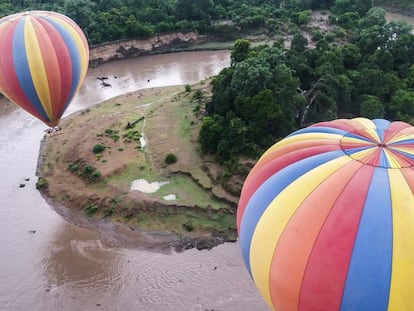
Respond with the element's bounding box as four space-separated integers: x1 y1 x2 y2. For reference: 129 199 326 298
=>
37 81 244 251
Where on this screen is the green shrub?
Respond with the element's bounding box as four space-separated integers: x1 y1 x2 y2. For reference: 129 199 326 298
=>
82 164 94 176
185 84 191 92
93 144 106 153
69 163 80 172
192 90 203 100
118 147 124 151
84 204 99 216
91 171 101 179
36 177 48 190
164 153 177 164
183 220 194 231
111 134 120 142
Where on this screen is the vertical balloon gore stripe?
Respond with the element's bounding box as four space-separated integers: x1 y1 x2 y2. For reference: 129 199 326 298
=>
298 164 376 311
340 167 392 311
388 169 414 310
269 160 363 311
0 20 39 117
240 150 345 277
250 155 353 309
36 17 72 122
24 17 53 119
13 17 50 123
237 143 340 232
44 15 88 112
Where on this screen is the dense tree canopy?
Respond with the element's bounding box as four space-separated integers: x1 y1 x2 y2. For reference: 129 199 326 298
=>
0 0 330 44
198 2 414 165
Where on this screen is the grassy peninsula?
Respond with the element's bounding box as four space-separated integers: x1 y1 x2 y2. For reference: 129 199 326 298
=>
37 81 246 251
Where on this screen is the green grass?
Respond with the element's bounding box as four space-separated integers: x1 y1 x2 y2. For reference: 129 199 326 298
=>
147 173 228 210
105 161 152 188
131 207 236 234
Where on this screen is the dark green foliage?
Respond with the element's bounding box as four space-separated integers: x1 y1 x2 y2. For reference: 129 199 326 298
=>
192 90 203 100
68 162 102 183
360 95 385 119
93 144 106 154
69 163 80 172
2 0 309 45
183 220 194 231
231 39 251 65
200 7 414 163
164 153 178 164
84 204 99 216
36 177 48 190
82 164 95 176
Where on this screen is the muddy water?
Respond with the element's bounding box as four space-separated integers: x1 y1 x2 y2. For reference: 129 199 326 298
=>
0 50 268 311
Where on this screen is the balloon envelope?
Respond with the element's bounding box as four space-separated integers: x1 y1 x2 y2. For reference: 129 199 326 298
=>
238 118 414 311
0 10 89 126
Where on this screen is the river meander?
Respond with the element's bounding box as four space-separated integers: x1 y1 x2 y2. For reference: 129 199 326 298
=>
0 50 268 311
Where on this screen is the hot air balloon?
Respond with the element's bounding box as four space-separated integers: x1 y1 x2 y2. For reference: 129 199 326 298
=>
0 10 89 127
237 118 414 311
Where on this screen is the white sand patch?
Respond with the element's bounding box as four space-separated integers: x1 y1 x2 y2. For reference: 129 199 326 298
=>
140 135 147 148
130 179 169 193
163 194 177 201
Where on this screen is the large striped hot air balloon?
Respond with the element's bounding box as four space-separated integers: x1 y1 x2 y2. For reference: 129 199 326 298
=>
237 118 414 311
0 10 89 127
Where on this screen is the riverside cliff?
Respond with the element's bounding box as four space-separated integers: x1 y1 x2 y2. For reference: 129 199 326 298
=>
89 32 208 67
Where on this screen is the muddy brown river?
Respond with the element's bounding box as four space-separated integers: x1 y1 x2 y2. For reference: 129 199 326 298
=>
0 50 268 311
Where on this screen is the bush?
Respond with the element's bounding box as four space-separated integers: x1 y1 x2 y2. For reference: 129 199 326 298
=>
93 144 106 153
69 163 80 172
185 84 191 92
82 164 94 176
91 171 101 179
84 204 99 216
183 220 194 232
111 134 120 142
164 153 177 164
192 90 203 100
36 177 48 190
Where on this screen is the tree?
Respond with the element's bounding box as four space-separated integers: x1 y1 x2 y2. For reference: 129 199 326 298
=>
216 114 249 160
291 32 308 52
340 43 361 69
360 95 384 119
389 89 414 122
198 115 225 154
358 7 386 29
208 67 236 115
235 89 296 147
63 0 96 33
291 10 312 26
231 39 251 65
231 58 272 97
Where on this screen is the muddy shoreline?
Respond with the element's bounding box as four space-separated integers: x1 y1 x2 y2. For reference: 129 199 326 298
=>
39 191 231 253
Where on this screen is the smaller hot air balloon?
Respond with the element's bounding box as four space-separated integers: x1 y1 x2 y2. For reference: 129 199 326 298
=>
238 118 414 311
0 10 89 127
